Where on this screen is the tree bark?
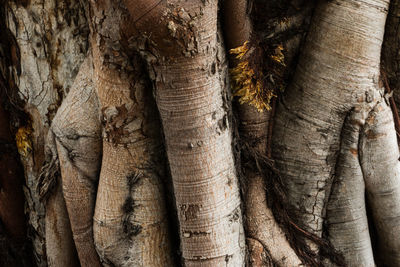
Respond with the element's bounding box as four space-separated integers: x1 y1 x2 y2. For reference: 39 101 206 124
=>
123 1 246 265
5 0 89 264
2 0 400 266
50 55 102 266
272 0 394 265
88 1 174 265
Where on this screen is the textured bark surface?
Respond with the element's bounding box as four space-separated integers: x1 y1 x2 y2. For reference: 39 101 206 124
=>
223 0 303 266
122 0 246 265
44 179 80 267
360 102 400 266
5 0 89 264
272 0 396 265
51 56 102 266
89 1 174 265
325 109 374 266
3 0 400 266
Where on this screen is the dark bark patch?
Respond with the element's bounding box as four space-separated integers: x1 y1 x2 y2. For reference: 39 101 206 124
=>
122 196 134 214
102 104 142 145
126 171 141 191
123 221 142 238
225 254 233 264
218 114 228 132
366 130 386 140
210 62 216 75
122 171 142 238
37 132 59 201
180 204 200 221
228 207 240 222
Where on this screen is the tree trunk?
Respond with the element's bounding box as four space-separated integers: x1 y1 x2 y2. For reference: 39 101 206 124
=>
2 0 400 266
122 1 246 265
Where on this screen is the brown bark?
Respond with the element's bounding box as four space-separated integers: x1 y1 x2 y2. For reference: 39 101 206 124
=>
50 56 102 266
89 1 174 265
45 179 80 267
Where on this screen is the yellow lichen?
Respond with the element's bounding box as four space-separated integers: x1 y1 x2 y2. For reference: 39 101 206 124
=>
16 126 33 157
230 41 285 112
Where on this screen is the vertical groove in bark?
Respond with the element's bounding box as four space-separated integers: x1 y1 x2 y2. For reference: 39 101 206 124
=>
123 0 245 264
360 101 400 266
45 178 80 267
324 108 374 266
222 1 275 265
223 0 314 265
89 1 174 265
50 56 102 266
271 0 388 263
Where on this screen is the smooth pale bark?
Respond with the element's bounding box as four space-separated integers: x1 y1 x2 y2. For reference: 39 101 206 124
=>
325 108 374 266
222 0 302 266
272 0 389 263
89 1 173 265
123 0 245 265
360 102 400 266
50 56 102 266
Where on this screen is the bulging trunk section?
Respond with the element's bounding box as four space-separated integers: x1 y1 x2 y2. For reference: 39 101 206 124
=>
360 101 400 266
140 1 246 265
325 108 374 266
50 56 102 266
89 1 174 265
271 0 389 264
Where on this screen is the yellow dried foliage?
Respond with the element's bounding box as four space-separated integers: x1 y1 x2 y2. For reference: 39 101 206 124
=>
230 41 284 112
16 126 33 157
271 44 285 66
